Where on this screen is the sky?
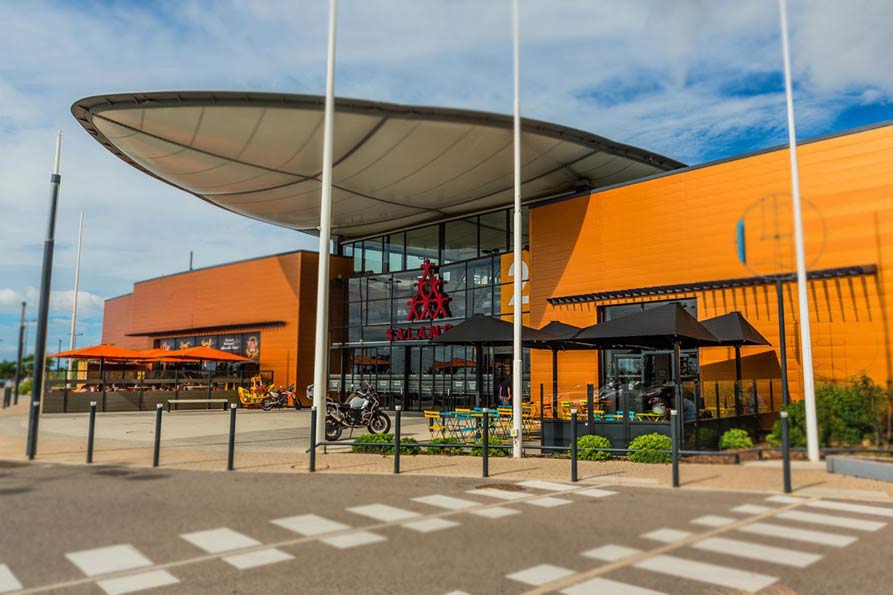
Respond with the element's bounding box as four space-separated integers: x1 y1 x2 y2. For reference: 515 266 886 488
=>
0 0 891 360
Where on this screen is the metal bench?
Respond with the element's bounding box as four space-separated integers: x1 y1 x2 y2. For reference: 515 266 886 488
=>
166 399 229 412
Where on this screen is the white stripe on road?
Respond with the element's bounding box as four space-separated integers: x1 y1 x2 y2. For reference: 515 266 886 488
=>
561 577 666 595
805 499 893 518
412 495 481 510
0 564 22 594
347 504 420 522
222 548 294 570
581 544 642 562
692 536 822 568
767 495 804 505
466 488 528 501
777 510 886 532
634 554 777 592
507 564 575 586
731 504 775 515
690 515 736 528
641 528 693 544
66 544 153 577
402 518 460 533
470 506 519 518
271 514 350 536
320 531 386 549
180 527 261 553
576 488 618 498
96 570 178 595
525 496 573 508
738 522 857 547
516 480 578 492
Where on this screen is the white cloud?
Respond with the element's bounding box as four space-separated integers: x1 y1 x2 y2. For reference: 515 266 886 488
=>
0 288 106 317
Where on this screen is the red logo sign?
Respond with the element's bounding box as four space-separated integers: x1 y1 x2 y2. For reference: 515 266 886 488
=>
387 259 453 342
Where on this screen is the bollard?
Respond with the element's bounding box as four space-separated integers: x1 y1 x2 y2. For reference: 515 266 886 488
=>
482 408 489 478
152 403 162 468
309 406 317 472
570 409 578 482
394 405 402 475
26 400 40 460
670 409 680 488
86 401 96 464
227 403 236 471
781 411 792 494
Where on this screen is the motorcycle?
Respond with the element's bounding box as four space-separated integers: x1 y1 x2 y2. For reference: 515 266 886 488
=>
325 383 391 441
262 384 297 411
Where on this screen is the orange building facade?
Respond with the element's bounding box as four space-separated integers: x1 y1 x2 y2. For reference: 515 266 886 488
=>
529 124 893 402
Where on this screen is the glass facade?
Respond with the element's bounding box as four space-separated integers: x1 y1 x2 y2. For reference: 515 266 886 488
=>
331 207 529 410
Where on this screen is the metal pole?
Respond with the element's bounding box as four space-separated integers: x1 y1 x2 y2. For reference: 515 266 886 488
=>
673 341 684 446
510 0 523 459
776 278 791 407
67 210 84 385
586 384 594 430
309 405 317 472
13 302 25 405
734 345 743 417
394 405 402 474
227 403 236 471
781 411 792 493
312 0 338 443
482 408 489 477
26 130 63 460
152 403 162 467
779 0 819 462
570 409 578 482
86 401 96 463
670 409 680 488
551 348 558 419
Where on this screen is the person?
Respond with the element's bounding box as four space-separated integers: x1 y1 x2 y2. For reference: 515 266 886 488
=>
496 375 511 406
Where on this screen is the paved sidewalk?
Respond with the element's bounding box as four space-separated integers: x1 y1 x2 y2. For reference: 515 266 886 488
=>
2 399 892 501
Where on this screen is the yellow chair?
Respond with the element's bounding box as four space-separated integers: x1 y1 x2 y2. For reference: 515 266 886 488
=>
424 410 449 439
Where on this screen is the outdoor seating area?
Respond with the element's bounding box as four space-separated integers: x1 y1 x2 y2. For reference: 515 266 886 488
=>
423 405 539 442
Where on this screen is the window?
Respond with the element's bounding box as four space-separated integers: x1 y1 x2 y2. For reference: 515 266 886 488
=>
480 210 507 255
363 238 384 274
406 225 440 268
443 219 478 263
386 233 405 272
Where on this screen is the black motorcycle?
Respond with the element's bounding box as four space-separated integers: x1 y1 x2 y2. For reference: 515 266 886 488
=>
325 383 391 441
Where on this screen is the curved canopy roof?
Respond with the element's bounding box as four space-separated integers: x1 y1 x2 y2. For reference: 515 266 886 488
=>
72 91 684 239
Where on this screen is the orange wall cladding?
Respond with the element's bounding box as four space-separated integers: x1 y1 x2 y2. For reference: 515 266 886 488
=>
529 124 893 401
102 251 351 393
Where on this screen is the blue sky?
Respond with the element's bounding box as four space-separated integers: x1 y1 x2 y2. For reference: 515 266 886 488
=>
1 0 891 360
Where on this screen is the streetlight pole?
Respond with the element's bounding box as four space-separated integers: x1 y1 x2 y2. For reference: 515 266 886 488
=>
779 0 819 462
312 0 338 442
510 0 523 459
13 302 26 406
26 130 63 460
68 210 85 384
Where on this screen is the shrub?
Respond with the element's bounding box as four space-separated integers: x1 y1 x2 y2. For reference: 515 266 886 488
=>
577 435 613 461
351 433 421 455
628 433 672 464
470 438 509 457
18 378 32 396
425 437 465 456
719 429 753 450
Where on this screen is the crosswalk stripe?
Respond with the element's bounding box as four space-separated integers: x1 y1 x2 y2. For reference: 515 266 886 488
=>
466 488 527 501
738 522 857 547
347 504 420 522
731 504 774 515
691 536 822 568
805 499 893 518
470 506 519 518
66 544 153 577
222 548 294 570
581 544 642 562
561 576 667 595
767 495 803 505
517 480 578 492
525 496 573 508
403 518 460 533
271 514 350 536
0 564 23 594
180 527 261 554
96 570 178 595
776 509 886 532
634 554 778 592
320 531 386 549
576 488 618 498
690 515 736 528
641 528 693 544
412 494 481 510
507 563 576 586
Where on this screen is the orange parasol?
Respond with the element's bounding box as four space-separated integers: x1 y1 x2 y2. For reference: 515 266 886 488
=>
162 346 253 362
49 344 147 361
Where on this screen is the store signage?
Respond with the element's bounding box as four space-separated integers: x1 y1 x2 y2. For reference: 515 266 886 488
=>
388 259 453 341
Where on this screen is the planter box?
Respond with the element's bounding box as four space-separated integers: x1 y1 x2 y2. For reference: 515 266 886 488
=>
826 455 893 482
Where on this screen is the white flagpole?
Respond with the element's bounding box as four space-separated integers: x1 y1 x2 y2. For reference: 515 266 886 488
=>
313 0 338 442
511 0 523 458
779 0 819 462
67 210 85 383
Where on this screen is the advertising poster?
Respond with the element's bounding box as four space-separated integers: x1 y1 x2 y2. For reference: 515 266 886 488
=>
177 337 195 350
218 334 242 353
156 338 175 351
196 336 218 349
243 334 261 361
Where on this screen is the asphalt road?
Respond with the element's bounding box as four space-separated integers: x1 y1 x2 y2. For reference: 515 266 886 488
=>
2 462 893 594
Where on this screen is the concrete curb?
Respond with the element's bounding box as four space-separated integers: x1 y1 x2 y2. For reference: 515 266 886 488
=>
827 455 893 482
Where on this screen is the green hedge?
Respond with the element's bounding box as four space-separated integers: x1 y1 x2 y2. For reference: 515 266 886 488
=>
628 433 672 464
577 435 613 461
470 438 509 457
719 429 753 450
425 437 465 456
351 433 421 455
